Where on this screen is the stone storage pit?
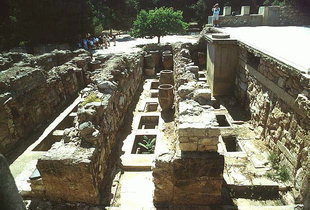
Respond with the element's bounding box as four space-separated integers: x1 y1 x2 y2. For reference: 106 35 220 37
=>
216 114 232 127
220 135 245 153
150 89 159 98
120 75 164 173
137 115 159 129
144 102 159 112
150 81 159 89
4 31 307 209
131 134 157 154
222 136 241 152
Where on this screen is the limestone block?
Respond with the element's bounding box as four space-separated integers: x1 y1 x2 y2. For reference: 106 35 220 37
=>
37 142 98 204
172 191 221 205
177 137 188 143
179 142 198 151
199 137 219 146
170 153 224 205
174 178 223 195
173 153 224 179
241 6 250 16
193 88 212 104
197 144 218 151
206 127 220 137
178 123 206 137
153 153 174 204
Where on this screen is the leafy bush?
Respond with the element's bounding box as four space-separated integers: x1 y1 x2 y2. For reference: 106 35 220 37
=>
267 152 290 182
269 152 280 169
137 136 156 154
278 165 290 182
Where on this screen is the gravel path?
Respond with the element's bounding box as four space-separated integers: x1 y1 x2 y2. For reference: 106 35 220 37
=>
94 34 199 55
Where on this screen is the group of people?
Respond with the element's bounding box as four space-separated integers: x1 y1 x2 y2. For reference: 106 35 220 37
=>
78 33 116 50
76 4 220 50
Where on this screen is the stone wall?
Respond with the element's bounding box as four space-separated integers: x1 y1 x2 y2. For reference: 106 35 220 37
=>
234 44 310 203
271 6 310 26
0 50 90 156
215 15 263 27
153 43 224 207
37 53 144 204
208 6 310 27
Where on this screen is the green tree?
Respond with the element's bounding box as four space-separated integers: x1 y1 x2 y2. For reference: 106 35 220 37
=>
131 7 188 43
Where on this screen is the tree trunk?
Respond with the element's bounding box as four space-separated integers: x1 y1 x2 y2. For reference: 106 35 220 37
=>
157 36 160 43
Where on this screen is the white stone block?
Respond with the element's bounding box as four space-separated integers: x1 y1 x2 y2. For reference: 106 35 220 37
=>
223 6 231 16
241 6 250 16
258 6 267 15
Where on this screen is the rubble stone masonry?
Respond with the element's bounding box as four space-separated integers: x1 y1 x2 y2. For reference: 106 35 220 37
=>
234 44 310 202
37 53 144 204
0 50 90 156
153 43 224 207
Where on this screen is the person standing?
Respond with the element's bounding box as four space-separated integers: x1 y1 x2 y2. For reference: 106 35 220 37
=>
212 3 220 27
112 35 116 46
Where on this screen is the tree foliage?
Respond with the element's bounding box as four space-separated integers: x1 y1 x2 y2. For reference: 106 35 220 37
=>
131 7 188 43
0 0 309 51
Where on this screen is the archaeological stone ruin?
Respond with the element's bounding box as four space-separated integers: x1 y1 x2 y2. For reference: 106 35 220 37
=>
1 12 310 209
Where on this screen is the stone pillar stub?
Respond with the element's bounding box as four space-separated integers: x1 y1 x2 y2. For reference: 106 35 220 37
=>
258 6 267 15
259 6 268 25
223 6 231 16
206 33 238 96
241 6 250 16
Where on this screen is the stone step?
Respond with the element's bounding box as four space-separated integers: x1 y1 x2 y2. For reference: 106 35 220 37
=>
227 184 284 200
121 154 154 171
116 171 155 209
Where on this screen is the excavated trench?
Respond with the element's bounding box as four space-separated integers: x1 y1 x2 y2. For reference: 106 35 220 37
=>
2 34 307 209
